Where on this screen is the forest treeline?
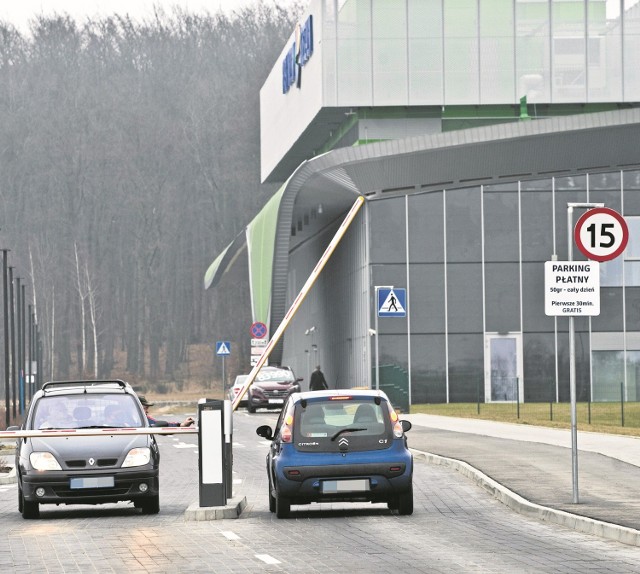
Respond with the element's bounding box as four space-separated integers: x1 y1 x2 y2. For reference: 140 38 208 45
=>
0 2 301 386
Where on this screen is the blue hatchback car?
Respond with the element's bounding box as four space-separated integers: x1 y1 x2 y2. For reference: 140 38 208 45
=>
256 389 413 518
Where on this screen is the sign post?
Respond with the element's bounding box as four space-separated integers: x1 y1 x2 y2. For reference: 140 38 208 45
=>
547 203 628 504
215 341 231 393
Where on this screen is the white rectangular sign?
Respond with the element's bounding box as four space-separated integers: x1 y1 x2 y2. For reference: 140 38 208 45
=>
544 261 600 316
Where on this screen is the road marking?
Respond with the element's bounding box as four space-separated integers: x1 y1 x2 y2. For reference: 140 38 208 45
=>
174 442 197 448
232 442 245 448
233 478 243 485
221 531 240 540
256 554 281 565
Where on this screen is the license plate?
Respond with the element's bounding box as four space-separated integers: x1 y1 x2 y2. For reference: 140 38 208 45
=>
268 398 284 404
70 476 115 489
322 479 370 493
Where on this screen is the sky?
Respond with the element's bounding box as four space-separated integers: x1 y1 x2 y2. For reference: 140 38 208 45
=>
0 0 285 33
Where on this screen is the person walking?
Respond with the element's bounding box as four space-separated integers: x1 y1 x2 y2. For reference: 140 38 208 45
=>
309 365 328 391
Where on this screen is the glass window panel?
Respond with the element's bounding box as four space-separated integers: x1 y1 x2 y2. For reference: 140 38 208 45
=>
446 187 482 262
515 0 551 102
625 287 640 331
336 0 372 103
408 192 444 264
589 0 622 101
484 190 519 261
624 0 640 98
410 334 447 403
485 263 520 334
480 0 515 102
372 0 407 104
444 0 479 102
552 0 587 102
521 262 551 333
369 198 405 264
591 287 624 330
490 337 518 401
409 264 445 333
521 188 554 260
523 333 557 402
592 350 624 401
448 334 484 402
626 350 640 402
447 263 483 333
408 0 443 103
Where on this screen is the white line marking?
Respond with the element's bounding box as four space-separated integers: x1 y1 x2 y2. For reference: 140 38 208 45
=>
221 531 240 540
256 554 281 565
173 442 197 448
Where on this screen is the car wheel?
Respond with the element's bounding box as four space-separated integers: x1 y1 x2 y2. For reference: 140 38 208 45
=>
20 489 39 519
275 491 290 518
397 485 413 516
268 486 276 513
139 494 160 515
247 404 256 414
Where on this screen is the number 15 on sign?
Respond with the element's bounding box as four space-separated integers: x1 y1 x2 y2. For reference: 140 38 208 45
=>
574 207 629 262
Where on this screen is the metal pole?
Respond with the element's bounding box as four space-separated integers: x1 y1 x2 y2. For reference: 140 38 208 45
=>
375 308 379 391
567 201 603 504
567 205 579 504
2 250 9 428
9 268 16 419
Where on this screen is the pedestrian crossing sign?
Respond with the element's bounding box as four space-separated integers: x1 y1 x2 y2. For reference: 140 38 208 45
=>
216 341 231 356
377 288 406 317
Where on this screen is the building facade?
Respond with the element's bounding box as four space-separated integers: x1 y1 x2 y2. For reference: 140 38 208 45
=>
206 0 640 410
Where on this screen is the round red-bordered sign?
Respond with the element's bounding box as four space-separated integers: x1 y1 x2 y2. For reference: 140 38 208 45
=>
574 207 629 262
250 321 268 339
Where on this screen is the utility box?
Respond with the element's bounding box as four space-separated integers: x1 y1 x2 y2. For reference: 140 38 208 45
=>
198 399 227 507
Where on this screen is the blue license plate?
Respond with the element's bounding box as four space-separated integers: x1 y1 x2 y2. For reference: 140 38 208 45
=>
70 476 115 489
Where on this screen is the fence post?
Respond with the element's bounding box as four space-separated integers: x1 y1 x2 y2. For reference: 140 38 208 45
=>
621 382 625 428
516 377 520 419
477 376 480 415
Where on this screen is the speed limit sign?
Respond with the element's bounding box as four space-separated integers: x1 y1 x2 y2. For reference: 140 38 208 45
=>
574 207 629 262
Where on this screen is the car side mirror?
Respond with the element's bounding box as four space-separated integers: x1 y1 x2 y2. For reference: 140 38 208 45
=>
400 420 412 432
296 378 304 382
6 425 20 431
256 425 274 440
152 420 169 427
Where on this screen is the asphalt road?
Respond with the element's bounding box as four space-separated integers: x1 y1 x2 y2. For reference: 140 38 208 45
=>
1 409 640 573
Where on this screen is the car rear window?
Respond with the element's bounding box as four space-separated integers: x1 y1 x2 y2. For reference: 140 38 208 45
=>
294 398 392 452
32 394 144 429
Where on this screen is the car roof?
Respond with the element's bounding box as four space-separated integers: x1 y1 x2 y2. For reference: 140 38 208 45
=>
294 389 390 402
36 379 135 399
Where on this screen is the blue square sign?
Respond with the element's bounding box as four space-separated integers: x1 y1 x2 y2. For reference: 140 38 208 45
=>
377 288 406 317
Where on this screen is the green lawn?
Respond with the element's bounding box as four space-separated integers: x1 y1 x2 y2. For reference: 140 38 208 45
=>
411 402 640 437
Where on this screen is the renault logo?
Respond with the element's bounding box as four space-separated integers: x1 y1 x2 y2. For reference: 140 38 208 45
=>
88 458 95 466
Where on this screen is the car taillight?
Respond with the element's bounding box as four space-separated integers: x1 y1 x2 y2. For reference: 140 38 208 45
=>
281 414 294 443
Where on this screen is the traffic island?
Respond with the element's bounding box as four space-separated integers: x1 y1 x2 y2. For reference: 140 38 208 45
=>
184 496 247 520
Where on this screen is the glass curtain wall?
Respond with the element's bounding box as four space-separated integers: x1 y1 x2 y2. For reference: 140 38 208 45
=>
371 168 640 404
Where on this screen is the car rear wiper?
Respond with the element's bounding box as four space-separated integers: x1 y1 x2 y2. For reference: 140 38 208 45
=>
331 427 367 441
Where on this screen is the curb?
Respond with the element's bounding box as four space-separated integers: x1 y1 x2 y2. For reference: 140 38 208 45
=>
412 448 640 547
184 496 247 520
0 465 16 485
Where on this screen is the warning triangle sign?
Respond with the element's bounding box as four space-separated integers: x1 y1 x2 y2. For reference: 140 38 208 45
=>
379 289 405 315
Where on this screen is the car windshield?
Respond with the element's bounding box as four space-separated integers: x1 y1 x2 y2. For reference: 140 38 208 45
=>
32 394 144 429
298 399 387 439
255 368 294 384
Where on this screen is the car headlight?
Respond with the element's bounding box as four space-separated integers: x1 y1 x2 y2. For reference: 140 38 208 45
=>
30 451 62 471
122 447 151 468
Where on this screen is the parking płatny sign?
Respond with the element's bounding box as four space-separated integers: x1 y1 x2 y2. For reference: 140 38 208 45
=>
544 262 600 316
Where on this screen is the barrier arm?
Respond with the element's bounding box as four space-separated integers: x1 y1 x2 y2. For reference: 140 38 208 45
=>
0 427 198 439
232 195 365 411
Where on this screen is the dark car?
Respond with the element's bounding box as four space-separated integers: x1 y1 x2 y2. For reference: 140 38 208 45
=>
246 366 302 413
10 379 160 519
256 389 413 518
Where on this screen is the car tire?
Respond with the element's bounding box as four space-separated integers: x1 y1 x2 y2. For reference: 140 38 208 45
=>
139 494 160 515
275 491 290 518
248 404 256 414
268 486 276 513
397 484 413 516
19 488 39 519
